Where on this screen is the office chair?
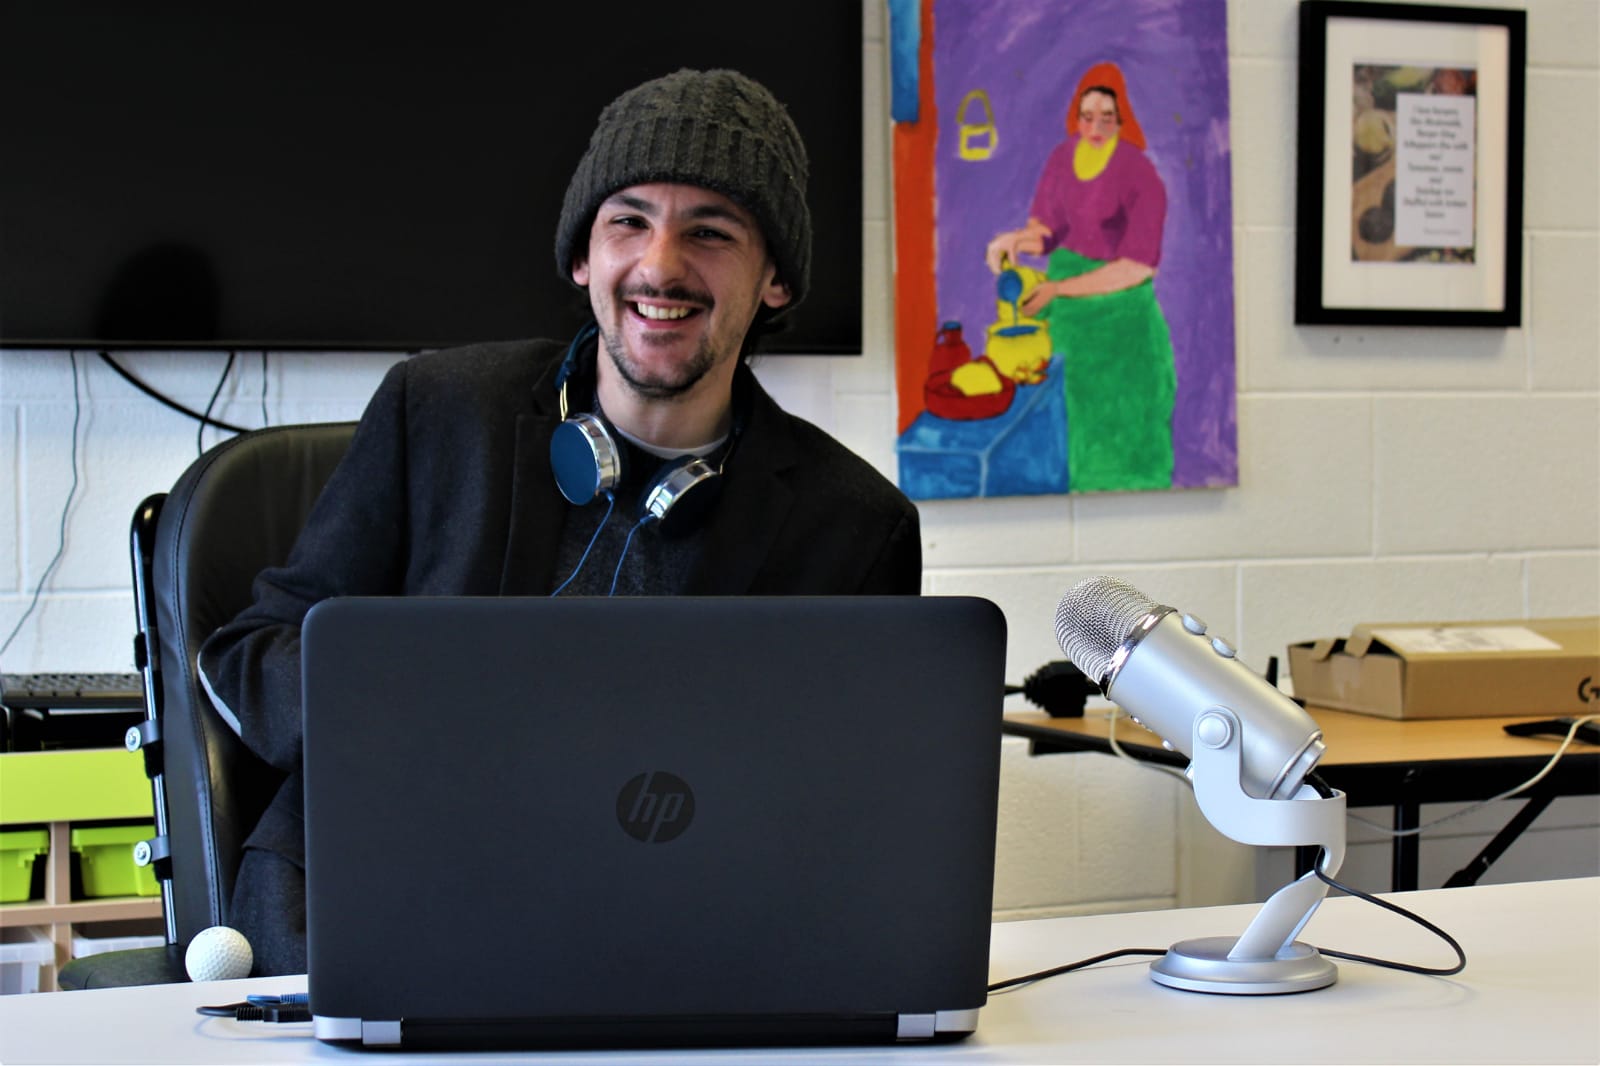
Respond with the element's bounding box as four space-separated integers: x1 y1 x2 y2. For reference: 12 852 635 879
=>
58 422 356 989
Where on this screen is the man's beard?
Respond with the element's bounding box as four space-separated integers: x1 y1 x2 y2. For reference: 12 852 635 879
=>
600 325 716 401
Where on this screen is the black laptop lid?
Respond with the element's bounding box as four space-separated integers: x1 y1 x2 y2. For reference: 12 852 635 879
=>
301 595 1005 1049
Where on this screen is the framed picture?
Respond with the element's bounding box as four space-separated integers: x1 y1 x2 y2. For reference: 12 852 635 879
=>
1294 1 1526 327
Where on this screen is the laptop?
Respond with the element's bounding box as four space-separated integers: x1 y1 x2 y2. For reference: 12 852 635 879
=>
301 595 1006 1050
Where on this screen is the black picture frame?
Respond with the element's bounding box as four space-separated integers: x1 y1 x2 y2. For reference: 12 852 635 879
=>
1294 1 1526 327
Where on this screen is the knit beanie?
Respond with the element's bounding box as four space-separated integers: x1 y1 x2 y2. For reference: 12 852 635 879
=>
555 69 811 314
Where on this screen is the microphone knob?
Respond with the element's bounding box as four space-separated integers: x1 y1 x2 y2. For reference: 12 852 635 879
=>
1181 613 1208 635
1210 636 1237 659
1196 710 1233 749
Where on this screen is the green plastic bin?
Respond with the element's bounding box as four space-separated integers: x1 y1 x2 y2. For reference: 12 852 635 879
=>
1 828 49 903
70 823 160 898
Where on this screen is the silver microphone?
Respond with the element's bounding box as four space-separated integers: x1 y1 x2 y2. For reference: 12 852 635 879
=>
1055 576 1325 800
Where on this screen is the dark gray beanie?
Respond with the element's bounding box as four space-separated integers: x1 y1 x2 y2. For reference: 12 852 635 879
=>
555 69 811 313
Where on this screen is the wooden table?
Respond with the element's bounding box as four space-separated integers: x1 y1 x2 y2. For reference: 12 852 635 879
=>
1003 706 1600 891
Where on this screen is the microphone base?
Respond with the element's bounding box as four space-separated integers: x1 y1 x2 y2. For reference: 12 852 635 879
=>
1150 937 1337 995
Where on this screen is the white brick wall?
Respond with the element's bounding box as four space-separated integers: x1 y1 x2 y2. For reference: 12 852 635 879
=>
2 1 1596 916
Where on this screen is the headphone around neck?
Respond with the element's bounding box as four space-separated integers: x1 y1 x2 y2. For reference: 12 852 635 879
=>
549 322 738 538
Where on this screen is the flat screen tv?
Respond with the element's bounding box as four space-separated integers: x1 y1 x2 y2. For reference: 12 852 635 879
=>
0 4 862 355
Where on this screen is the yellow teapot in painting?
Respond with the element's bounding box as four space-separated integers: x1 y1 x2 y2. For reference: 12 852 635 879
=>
987 257 1050 385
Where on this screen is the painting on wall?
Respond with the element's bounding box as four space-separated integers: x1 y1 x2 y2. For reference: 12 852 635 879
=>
891 0 1239 500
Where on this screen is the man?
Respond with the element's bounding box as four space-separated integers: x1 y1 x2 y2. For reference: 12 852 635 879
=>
198 69 920 975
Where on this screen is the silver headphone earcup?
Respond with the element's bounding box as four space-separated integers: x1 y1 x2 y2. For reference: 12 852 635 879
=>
642 457 722 537
551 412 623 504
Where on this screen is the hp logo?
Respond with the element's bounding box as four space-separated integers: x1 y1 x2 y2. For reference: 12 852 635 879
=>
617 771 695 843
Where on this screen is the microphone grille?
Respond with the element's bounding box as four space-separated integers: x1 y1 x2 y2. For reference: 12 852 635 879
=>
1053 575 1161 682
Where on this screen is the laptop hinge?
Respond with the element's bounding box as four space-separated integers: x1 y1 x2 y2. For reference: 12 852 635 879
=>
312 1016 361 1042
897 1008 982 1040
362 1020 403 1046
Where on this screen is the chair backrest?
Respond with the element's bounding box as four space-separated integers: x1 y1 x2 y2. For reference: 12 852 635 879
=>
134 422 355 946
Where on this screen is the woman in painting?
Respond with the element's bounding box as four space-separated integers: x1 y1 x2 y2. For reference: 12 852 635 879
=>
985 61 1175 492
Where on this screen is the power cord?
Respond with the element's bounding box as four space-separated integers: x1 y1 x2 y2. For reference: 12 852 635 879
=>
260 351 271 428
987 778 1468 995
986 859 1465 993
1309 863 1466 976
988 948 1168 993
197 992 310 1023
1107 708 1190 785
1341 714 1598 837
198 351 238 456
98 351 249 434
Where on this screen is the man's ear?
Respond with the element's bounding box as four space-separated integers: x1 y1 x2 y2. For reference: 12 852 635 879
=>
760 272 792 310
571 256 589 287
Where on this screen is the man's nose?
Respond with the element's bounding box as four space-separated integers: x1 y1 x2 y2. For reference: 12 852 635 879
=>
636 230 688 284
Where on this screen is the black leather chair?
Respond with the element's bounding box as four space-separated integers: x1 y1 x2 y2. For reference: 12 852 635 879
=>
59 422 356 989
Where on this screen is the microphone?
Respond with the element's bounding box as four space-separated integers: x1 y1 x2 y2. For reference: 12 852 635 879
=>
1054 576 1325 800
185 925 254 982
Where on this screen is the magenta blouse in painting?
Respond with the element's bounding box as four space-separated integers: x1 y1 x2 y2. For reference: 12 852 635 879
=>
1027 136 1167 268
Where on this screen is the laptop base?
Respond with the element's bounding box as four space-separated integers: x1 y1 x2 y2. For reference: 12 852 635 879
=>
313 1008 980 1049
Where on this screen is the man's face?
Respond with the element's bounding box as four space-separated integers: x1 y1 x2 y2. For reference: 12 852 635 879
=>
1076 91 1121 147
572 183 791 403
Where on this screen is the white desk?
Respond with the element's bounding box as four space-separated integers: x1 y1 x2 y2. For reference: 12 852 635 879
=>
2 877 1595 1065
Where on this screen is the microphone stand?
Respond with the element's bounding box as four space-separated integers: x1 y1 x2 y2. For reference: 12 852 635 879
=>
1152 707 1348 995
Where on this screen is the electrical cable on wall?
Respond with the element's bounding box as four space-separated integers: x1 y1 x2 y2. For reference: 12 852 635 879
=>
6 349 263 666
259 351 271 428
198 352 238 455
0 353 83 665
97 351 248 434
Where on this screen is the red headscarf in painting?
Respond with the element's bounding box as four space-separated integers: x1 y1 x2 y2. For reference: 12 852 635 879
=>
1068 61 1147 151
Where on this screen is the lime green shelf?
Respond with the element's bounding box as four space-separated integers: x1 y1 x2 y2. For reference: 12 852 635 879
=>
0 749 153 825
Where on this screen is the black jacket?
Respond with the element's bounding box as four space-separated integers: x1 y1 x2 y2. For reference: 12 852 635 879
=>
199 338 922 866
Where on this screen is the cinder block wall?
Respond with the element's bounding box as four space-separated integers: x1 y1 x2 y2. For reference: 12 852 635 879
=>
3 1 1597 918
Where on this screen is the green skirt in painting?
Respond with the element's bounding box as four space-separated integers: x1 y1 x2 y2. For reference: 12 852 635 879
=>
1043 248 1176 492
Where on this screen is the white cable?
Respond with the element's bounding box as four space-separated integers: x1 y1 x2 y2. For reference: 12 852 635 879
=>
1346 714 1599 836
1105 707 1191 785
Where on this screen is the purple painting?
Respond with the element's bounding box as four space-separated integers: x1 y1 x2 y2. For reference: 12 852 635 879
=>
897 0 1237 497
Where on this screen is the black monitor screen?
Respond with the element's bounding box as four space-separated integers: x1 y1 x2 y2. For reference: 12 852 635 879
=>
0 4 862 354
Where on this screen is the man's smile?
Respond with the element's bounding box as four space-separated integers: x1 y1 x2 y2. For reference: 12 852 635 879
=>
633 302 695 321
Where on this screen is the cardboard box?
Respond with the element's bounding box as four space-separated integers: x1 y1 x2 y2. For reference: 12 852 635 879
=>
1288 617 1600 719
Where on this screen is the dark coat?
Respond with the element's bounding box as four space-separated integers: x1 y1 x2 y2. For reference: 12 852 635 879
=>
200 338 921 869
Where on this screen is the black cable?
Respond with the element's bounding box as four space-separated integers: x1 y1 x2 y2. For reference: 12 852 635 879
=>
0 352 82 664
198 351 238 455
97 350 249 434
259 351 270 427
988 852 1465 994
1310 861 1467 977
988 948 1167 992
196 1001 312 1023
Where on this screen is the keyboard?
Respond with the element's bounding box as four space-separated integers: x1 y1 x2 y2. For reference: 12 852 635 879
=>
0 672 145 711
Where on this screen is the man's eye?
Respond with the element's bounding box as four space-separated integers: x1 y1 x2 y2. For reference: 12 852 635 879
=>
694 228 732 241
